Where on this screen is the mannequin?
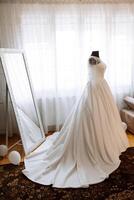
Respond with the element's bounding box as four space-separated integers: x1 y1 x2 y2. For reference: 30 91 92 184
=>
89 51 100 65
91 51 99 57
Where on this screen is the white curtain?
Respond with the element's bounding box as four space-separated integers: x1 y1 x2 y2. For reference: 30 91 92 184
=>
0 2 134 132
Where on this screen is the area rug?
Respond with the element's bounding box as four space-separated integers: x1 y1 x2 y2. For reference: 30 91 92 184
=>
0 147 134 200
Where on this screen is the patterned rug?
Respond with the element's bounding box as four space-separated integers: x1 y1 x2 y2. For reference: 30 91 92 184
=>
0 147 134 200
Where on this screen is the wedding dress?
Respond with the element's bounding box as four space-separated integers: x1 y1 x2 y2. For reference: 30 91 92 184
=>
23 57 129 188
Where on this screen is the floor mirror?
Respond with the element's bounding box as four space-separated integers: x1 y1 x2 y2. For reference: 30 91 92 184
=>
0 49 45 155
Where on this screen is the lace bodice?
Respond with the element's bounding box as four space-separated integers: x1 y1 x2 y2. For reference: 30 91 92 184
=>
88 61 106 83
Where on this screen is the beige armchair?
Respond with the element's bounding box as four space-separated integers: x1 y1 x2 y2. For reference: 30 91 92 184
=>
121 96 134 134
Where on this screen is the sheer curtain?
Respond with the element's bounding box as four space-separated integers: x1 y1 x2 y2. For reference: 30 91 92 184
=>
0 2 134 132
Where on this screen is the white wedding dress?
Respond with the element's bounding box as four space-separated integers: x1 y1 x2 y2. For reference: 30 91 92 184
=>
23 59 129 188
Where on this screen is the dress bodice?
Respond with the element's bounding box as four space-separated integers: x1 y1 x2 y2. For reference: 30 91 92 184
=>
88 62 106 83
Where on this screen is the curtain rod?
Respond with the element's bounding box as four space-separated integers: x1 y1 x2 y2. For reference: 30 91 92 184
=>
0 0 134 4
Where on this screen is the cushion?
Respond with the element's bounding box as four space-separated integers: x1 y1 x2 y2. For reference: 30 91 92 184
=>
124 96 134 110
121 109 134 134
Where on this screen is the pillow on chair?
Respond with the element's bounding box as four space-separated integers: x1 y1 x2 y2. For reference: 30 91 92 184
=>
124 96 134 110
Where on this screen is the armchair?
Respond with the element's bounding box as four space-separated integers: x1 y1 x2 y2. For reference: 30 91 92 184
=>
121 96 134 134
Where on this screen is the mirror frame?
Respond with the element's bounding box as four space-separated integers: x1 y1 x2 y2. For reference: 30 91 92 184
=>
0 48 46 155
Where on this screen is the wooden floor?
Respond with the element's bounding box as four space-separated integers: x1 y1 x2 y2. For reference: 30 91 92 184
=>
0 131 134 165
0 134 24 165
127 132 134 147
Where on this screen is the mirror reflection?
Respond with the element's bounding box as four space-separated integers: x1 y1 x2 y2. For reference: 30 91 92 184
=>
1 51 44 154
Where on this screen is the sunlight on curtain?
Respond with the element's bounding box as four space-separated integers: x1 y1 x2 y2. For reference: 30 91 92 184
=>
0 3 134 131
